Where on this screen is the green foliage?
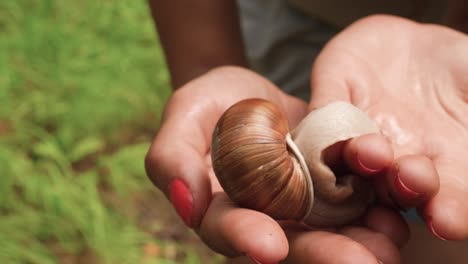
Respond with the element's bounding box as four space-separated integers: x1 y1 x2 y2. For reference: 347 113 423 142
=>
0 146 157 264
0 0 216 263
0 0 170 148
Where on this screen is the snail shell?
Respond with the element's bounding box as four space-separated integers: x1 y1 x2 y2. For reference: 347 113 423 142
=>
211 99 379 227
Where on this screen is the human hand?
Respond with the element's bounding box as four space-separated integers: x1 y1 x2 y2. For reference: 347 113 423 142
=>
309 15 468 243
145 66 308 262
146 65 410 263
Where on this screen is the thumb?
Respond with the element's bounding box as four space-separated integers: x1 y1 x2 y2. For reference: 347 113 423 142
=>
309 49 353 110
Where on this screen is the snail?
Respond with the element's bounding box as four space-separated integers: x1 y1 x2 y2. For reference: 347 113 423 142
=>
211 98 380 227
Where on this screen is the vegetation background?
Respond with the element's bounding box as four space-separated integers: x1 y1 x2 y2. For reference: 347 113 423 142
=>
0 1 221 263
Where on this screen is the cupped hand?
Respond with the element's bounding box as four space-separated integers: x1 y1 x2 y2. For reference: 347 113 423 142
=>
145 66 307 262
145 66 407 264
310 15 468 241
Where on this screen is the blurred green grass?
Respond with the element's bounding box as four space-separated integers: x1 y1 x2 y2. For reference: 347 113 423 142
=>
0 1 220 263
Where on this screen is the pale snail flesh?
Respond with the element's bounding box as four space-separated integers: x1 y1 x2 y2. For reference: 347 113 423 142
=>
211 98 379 227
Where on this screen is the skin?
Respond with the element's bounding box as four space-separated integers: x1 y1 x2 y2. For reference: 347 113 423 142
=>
146 66 406 264
148 0 247 88
147 1 468 263
311 15 468 241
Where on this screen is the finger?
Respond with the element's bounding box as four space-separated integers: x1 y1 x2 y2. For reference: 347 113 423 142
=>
420 159 468 241
145 66 307 227
339 226 400 264
343 133 394 176
145 106 213 228
383 155 439 209
364 206 410 248
423 193 468 241
284 229 380 264
309 53 352 110
197 193 288 263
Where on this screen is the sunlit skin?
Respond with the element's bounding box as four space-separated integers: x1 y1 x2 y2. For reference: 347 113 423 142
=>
146 11 468 264
146 65 406 264
310 16 468 242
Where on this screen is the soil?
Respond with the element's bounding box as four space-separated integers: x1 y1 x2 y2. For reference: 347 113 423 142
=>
68 124 224 264
134 189 224 263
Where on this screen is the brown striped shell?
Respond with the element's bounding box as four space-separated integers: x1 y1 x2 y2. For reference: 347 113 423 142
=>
211 98 379 227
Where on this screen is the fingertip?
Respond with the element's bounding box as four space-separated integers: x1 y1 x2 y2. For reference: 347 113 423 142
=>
423 192 468 241
286 231 380 264
169 179 194 227
386 155 439 208
364 206 410 247
198 194 288 262
344 133 393 176
340 227 400 264
145 141 212 228
396 155 439 196
228 214 288 263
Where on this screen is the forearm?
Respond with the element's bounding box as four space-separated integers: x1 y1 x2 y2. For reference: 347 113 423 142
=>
149 0 248 89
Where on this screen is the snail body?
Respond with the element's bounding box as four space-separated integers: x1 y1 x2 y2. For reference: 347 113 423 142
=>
211 99 379 227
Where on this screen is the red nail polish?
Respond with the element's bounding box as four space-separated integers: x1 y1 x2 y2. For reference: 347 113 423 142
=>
426 216 447 241
394 175 420 200
357 155 381 173
247 255 277 264
169 179 193 227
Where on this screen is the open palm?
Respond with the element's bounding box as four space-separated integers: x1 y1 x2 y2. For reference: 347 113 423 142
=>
311 15 468 241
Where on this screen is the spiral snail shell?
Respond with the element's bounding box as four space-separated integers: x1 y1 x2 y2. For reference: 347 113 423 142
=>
211 98 379 227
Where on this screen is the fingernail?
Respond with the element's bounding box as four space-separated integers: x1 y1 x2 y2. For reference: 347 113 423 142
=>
247 255 277 264
394 174 420 200
169 179 193 227
426 216 447 241
357 155 381 173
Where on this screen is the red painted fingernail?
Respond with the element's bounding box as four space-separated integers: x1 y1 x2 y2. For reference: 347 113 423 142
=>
394 174 420 200
169 179 193 227
247 255 277 264
426 216 447 241
357 155 381 173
